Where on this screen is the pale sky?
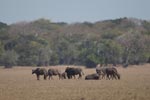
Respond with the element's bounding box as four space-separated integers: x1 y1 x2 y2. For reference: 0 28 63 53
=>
0 0 150 24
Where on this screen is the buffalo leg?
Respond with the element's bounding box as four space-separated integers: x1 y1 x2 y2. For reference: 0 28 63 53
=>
44 75 47 80
37 75 40 80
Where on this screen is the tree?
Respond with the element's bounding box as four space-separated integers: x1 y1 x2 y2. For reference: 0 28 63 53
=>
37 46 51 66
95 39 123 66
0 50 18 68
14 34 49 66
117 32 150 66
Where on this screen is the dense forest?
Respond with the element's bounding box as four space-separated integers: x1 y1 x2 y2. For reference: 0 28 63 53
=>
0 17 150 68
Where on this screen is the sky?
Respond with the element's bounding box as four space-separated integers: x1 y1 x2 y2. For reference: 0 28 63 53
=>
0 0 150 24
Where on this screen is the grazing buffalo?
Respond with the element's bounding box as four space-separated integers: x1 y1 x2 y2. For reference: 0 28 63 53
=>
105 67 120 80
32 68 48 80
48 68 62 79
96 66 120 80
65 67 84 79
85 73 100 80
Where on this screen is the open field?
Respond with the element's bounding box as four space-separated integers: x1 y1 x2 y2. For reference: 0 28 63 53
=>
0 64 150 100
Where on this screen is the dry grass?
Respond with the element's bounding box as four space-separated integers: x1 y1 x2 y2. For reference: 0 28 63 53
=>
0 64 150 100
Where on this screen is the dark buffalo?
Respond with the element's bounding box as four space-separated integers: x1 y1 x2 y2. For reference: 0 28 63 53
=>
32 68 48 80
105 67 120 80
48 68 62 79
65 67 84 79
85 73 100 80
96 66 120 80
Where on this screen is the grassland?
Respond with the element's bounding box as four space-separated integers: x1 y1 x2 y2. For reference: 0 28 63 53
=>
0 64 150 100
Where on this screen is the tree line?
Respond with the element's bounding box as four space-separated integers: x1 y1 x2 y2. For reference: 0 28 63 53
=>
0 17 150 68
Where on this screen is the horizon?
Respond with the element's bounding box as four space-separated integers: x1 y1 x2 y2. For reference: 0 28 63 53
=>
1 17 150 25
1 0 150 24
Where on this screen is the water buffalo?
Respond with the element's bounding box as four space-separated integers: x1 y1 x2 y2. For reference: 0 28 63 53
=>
96 66 107 79
105 67 120 80
96 66 120 80
65 67 84 79
60 72 67 79
85 73 100 80
32 68 48 80
48 68 62 80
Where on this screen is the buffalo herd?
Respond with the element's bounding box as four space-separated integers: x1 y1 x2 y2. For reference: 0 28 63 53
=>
32 65 120 80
